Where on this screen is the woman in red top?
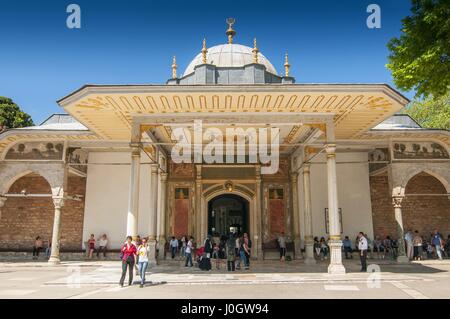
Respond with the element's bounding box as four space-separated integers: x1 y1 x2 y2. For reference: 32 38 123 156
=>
119 236 137 287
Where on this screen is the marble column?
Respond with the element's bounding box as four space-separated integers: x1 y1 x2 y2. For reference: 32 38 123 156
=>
195 165 202 244
126 145 141 240
393 196 409 263
302 164 316 265
48 196 64 265
325 144 345 274
255 165 263 260
148 163 159 266
290 172 302 259
157 173 168 259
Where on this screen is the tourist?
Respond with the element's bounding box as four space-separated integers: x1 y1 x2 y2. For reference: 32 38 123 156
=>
32 236 43 260
199 235 212 271
432 230 444 260
313 237 321 259
383 236 392 259
87 234 96 259
320 237 328 260
212 243 220 269
45 239 52 259
342 236 353 259
235 235 242 270
97 234 108 258
242 233 252 270
405 229 414 260
412 231 423 261
119 236 137 287
426 241 434 259
137 237 150 288
134 235 142 247
226 234 236 271
374 236 384 259
180 236 187 259
278 232 287 262
169 236 178 259
185 236 194 267
357 232 368 272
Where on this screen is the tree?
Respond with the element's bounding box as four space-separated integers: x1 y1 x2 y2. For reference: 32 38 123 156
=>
402 93 450 130
386 0 450 98
0 96 34 131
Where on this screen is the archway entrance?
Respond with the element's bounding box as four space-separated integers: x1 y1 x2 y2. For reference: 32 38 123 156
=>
207 194 249 237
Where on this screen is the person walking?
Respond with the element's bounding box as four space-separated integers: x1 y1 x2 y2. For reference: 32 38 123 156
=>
169 236 179 259
413 231 423 261
119 236 137 287
277 232 287 262
432 230 444 260
137 237 150 288
342 236 353 259
358 232 368 272
185 236 194 267
405 230 414 260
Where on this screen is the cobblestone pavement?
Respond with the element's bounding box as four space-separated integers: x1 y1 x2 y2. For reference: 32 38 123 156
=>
0 258 449 299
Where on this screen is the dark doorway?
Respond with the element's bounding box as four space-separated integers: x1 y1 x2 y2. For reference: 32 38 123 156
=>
208 194 249 237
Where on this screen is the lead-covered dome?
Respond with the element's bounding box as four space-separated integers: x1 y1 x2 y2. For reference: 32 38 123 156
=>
183 43 278 77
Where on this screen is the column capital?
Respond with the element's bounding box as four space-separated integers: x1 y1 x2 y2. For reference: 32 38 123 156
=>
325 144 336 155
52 196 64 209
392 196 404 208
130 143 142 156
160 172 168 181
302 163 311 174
150 163 159 173
290 171 298 182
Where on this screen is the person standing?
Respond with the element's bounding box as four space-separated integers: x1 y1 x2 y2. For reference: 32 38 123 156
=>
277 232 287 262
413 231 423 261
185 237 194 267
404 230 414 260
137 237 150 288
235 235 242 270
97 234 108 258
432 230 444 260
180 236 187 260
169 236 179 259
342 236 353 259
201 235 213 271
358 232 368 272
32 236 43 260
242 233 251 270
226 234 236 271
119 236 137 287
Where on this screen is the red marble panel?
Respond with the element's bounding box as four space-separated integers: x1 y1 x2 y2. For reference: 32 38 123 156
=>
269 199 285 238
174 199 189 238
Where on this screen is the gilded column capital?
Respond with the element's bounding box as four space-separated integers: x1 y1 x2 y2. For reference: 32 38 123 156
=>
150 163 159 174
129 143 142 156
160 172 168 181
325 144 336 154
303 163 311 174
392 196 404 208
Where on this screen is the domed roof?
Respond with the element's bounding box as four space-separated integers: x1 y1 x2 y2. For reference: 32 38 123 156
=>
183 43 278 77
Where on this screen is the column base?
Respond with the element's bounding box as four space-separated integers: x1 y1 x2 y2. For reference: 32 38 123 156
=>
397 255 410 263
304 242 315 264
327 263 346 275
48 256 60 265
294 238 303 260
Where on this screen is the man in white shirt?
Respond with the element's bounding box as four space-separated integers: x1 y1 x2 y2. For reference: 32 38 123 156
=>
184 237 194 267
358 232 368 272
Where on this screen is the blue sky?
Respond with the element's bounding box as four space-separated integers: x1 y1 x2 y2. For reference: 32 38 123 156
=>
0 0 413 124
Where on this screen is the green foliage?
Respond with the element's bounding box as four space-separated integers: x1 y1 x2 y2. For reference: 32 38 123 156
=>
403 93 450 130
386 0 450 98
0 96 34 130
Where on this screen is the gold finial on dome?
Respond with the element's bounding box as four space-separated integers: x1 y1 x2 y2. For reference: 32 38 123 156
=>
252 38 259 63
201 38 208 64
225 18 236 44
284 53 290 77
171 56 177 79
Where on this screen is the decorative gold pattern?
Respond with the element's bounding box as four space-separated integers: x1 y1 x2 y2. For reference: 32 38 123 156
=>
252 38 259 64
171 56 177 79
201 38 207 64
225 18 236 44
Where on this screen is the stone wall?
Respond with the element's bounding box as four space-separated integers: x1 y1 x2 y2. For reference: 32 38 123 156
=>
0 174 86 251
370 172 450 239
